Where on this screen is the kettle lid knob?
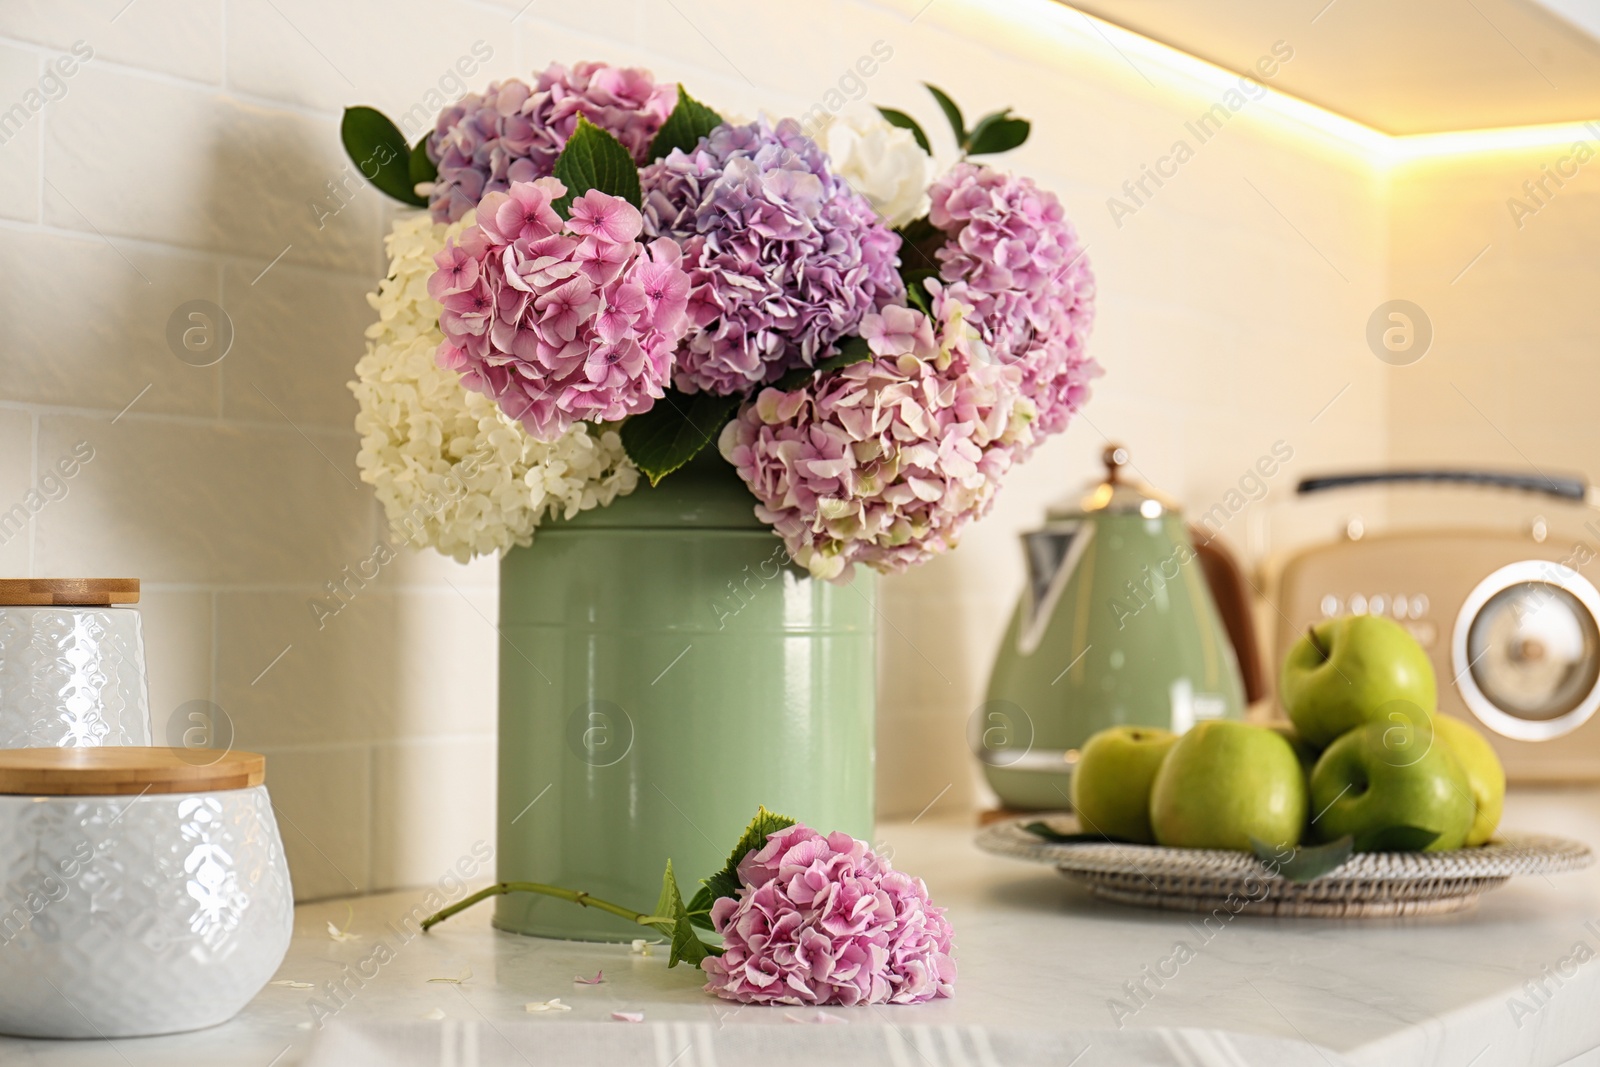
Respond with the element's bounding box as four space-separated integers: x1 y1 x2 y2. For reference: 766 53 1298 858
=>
1103 444 1131 482
1054 442 1180 517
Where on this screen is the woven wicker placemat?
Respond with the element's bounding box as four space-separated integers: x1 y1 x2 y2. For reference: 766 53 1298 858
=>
977 814 1594 917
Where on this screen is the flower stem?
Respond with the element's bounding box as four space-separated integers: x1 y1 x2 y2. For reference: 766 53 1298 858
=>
421 881 661 933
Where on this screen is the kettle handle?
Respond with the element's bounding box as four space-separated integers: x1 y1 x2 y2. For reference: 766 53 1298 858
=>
1297 469 1587 501
1189 529 1267 705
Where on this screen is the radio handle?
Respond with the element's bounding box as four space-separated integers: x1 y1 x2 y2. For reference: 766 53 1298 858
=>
1296 469 1588 502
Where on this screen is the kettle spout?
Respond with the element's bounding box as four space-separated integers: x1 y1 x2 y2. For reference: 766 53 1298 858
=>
1019 522 1092 654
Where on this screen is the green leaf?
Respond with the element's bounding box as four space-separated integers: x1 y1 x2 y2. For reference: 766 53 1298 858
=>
772 336 874 391
1022 821 1135 845
650 85 724 160
341 106 426 207
965 109 1030 156
686 804 802 929
685 885 717 932
923 83 966 147
652 860 717 968
876 106 931 154
409 135 437 189
620 390 743 486
894 214 945 305
903 279 933 317
895 215 945 281
1353 825 1441 853
896 216 942 246
899 268 938 313
552 115 642 217
690 806 797 927
1251 835 1353 883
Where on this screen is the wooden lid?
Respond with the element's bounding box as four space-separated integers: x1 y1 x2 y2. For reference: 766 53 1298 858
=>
0 578 140 606
0 748 264 795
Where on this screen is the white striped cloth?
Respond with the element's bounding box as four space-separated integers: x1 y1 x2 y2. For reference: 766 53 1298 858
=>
304 1019 1351 1067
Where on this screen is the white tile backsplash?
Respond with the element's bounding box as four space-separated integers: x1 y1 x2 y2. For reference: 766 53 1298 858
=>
219 258 369 428
225 0 527 119
0 44 41 222
0 411 35 576
0 227 221 415
135 589 214 742
42 64 381 272
0 1 224 85
259 743 372 900
215 587 396 750
1388 147 1600 529
33 415 374 585
370 735 495 890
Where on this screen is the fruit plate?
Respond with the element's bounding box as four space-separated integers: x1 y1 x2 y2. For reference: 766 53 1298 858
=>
976 814 1595 918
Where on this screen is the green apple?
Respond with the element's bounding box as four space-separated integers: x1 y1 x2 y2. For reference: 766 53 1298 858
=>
1070 726 1178 843
1309 705 1473 851
1434 715 1506 847
1281 614 1438 749
1149 721 1307 851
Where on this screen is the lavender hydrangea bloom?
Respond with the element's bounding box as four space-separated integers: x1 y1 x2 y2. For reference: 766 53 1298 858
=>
640 118 905 395
701 823 956 1006
426 62 675 223
927 162 1099 440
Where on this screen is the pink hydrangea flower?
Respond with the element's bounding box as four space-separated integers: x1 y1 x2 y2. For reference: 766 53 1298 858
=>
926 162 1099 440
431 178 690 440
701 824 956 1006
427 62 676 223
719 297 1032 580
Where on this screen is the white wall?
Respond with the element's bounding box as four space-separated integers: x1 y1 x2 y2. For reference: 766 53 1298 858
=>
0 0 1405 896
1387 142 1600 496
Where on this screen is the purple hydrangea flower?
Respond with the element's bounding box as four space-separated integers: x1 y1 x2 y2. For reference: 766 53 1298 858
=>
927 162 1099 439
426 62 676 223
701 823 956 1006
640 118 905 395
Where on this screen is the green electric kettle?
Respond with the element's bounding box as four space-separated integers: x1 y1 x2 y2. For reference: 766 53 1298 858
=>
978 445 1252 810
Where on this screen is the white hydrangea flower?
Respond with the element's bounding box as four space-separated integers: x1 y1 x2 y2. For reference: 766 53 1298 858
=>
350 212 638 562
821 110 936 229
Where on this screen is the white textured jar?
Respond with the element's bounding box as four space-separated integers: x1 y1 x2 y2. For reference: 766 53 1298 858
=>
0 579 151 749
0 748 292 1038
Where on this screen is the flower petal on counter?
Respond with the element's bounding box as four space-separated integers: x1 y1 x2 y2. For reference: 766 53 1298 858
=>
525 999 573 1013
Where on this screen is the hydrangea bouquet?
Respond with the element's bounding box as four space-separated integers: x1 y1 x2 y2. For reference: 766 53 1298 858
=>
345 63 1099 580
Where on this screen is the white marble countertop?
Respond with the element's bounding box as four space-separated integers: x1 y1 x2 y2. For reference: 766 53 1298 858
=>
6 788 1600 1066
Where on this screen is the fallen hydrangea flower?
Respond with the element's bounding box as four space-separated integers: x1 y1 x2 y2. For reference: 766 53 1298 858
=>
418 808 956 1008
701 824 956 1006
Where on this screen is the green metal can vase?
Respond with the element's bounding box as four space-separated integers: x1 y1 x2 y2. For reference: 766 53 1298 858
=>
495 454 876 941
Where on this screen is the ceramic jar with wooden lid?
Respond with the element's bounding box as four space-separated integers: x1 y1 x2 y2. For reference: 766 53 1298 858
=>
0 578 151 749
0 747 293 1038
